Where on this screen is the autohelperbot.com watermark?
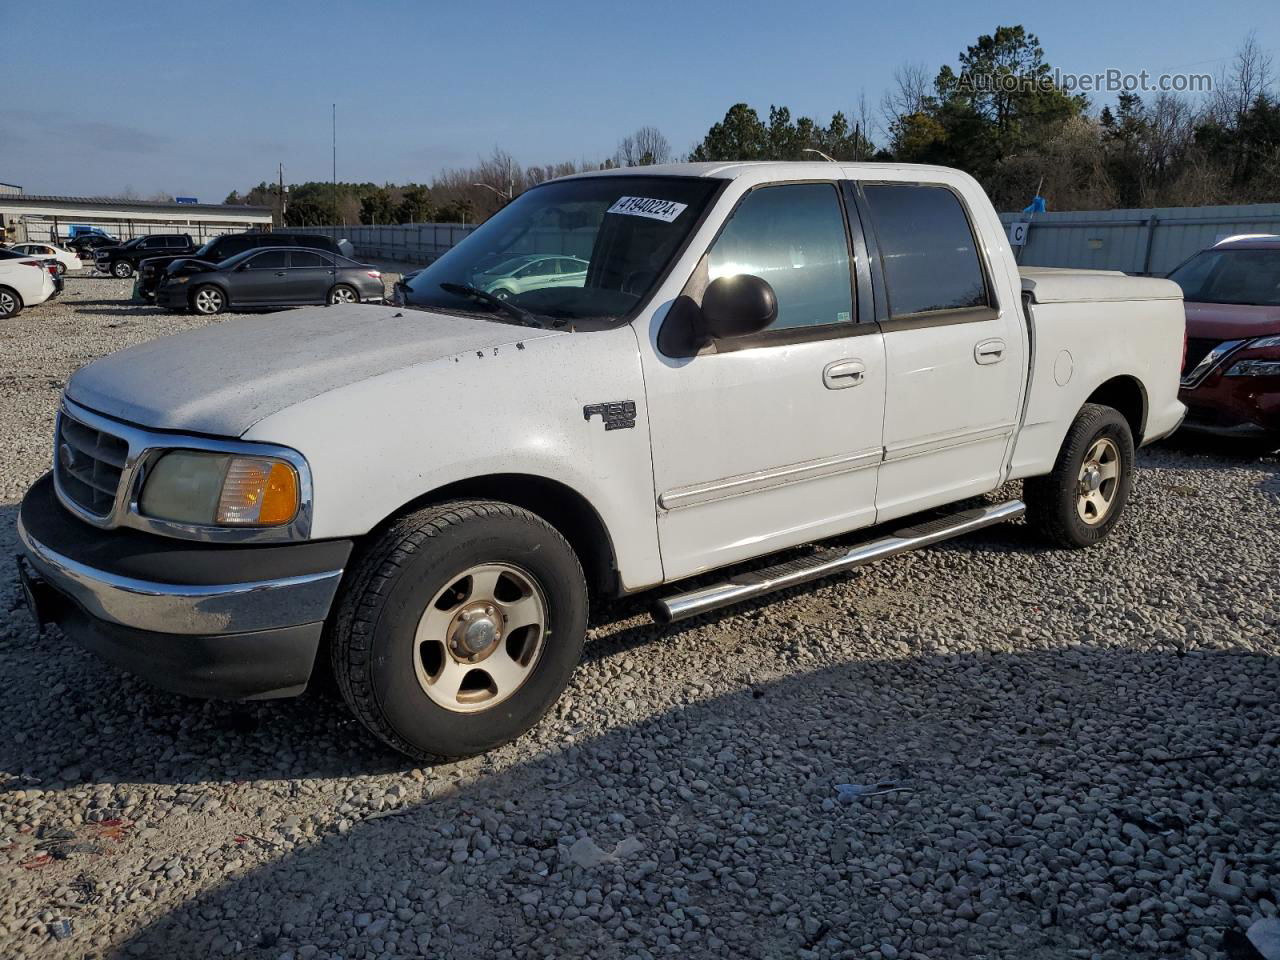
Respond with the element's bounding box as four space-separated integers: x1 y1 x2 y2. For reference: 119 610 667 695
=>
956 69 1213 95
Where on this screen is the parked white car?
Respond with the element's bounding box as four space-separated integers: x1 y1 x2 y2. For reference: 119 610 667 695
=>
18 162 1186 760
7 241 83 275
0 252 58 317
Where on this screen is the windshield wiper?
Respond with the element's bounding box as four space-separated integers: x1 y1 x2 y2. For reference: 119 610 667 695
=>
438 282 545 328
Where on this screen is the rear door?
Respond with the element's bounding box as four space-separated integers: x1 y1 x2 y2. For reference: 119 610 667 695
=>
286 250 336 303
854 182 1024 521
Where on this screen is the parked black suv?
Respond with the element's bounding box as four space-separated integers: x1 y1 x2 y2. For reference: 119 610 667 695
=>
66 234 121 258
135 232 352 301
95 234 195 278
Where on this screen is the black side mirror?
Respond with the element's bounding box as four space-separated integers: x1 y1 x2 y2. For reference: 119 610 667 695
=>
700 274 778 340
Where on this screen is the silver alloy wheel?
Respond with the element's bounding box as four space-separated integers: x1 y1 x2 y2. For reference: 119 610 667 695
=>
1077 437 1120 525
0 290 16 316
330 286 357 304
194 287 224 314
414 563 548 713
112 261 132 278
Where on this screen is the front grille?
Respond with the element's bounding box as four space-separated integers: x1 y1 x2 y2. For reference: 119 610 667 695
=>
55 412 128 517
1183 337 1221 374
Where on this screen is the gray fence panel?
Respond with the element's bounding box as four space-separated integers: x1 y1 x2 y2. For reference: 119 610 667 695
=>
287 223 477 265
1000 203 1280 275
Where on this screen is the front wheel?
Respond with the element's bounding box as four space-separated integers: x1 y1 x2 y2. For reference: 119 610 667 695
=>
190 284 226 315
1024 403 1135 548
331 500 588 759
328 284 358 305
112 260 133 278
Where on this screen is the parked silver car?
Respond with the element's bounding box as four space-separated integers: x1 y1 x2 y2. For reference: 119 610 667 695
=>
154 248 384 315
474 254 588 300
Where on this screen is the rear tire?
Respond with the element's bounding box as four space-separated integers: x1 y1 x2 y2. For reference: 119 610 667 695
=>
190 285 226 315
328 284 358 305
112 261 133 278
0 286 22 319
1025 403 1135 549
331 500 588 760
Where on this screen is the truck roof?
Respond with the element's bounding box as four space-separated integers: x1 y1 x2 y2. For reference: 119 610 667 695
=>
553 160 972 183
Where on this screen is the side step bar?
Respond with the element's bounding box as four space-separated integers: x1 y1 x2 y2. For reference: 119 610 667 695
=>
652 500 1025 624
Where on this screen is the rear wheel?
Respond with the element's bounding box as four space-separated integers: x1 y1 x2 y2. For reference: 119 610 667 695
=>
191 285 226 315
0 286 22 319
328 284 358 305
112 260 133 278
52 262 67 277
1025 403 1135 548
331 500 588 759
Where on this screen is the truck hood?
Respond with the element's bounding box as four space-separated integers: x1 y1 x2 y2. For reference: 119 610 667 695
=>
1184 301 1280 340
66 303 563 437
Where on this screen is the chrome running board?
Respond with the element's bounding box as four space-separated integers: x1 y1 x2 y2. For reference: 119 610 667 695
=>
652 500 1025 624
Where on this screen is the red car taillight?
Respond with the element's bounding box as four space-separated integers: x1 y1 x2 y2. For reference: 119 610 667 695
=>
366 271 382 279
1182 330 1188 372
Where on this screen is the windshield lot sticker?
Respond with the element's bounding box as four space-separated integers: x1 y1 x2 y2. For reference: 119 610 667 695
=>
607 197 688 223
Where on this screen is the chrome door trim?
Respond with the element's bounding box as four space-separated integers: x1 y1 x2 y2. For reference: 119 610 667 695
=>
658 447 883 511
883 423 1015 464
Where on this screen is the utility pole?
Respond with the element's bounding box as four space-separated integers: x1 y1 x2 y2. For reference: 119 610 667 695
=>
332 103 338 240
277 162 286 228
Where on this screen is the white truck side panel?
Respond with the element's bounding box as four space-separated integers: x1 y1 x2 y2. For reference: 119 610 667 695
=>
1010 292 1186 479
242 325 666 591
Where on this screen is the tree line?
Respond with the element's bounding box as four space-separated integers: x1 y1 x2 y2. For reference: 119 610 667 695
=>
224 26 1279 224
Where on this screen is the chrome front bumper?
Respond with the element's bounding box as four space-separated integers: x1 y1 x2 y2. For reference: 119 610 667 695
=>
17 515 342 636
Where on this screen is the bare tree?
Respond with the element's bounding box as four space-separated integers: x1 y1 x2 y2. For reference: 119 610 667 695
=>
879 62 931 142
1212 30 1274 124
615 126 672 166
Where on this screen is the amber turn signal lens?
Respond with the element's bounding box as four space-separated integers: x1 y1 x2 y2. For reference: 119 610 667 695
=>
215 458 299 526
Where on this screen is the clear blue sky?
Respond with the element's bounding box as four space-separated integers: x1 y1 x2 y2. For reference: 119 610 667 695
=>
2 0 1276 200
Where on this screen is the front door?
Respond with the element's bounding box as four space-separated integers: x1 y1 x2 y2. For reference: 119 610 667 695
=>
233 249 291 304
856 182 1025 521
642 181 886 581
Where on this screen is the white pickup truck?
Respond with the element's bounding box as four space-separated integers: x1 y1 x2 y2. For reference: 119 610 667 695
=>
17 162 1185 759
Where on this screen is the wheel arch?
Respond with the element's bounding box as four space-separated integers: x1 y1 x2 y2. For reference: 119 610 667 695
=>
1085 375 1148 443
366 473 621 601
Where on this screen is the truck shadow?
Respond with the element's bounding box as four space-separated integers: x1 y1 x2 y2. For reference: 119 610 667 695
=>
103 644 1277 960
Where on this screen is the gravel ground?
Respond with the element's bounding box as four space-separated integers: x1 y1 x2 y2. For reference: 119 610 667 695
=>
1 273 1278 960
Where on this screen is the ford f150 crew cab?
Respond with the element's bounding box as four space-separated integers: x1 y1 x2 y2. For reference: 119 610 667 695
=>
17 162 1186 760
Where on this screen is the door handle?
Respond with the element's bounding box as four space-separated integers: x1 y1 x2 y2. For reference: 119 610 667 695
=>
974 339 1005 365
823 359 866 389
274 271 287 277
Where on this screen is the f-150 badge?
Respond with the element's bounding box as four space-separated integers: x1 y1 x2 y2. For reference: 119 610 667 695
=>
583 401 636 431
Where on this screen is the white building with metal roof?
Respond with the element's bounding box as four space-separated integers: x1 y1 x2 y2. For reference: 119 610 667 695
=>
0 193 273 244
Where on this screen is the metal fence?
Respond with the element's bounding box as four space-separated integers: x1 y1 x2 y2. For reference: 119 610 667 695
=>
999 203 1280 276
286 223 477 265
13 217 268 245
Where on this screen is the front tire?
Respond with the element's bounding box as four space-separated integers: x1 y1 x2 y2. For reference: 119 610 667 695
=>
331 500 588 760
1025 403 1135 548
0 286 22 319
112 260 133 278
190 285 226 315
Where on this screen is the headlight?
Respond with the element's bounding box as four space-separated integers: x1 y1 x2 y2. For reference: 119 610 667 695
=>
1248 335 1280 350
140 451 300 526
1226 359 1280 377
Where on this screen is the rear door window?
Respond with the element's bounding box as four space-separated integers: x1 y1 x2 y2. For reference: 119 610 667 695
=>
290 251 331 268
861 184 990 318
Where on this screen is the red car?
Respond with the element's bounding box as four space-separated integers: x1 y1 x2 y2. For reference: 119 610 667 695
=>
1169 236 1280 441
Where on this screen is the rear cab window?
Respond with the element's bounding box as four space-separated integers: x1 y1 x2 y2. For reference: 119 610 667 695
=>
860 183 991 321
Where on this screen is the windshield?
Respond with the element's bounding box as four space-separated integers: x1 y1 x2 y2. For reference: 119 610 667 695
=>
402 176 721 326
1168 248 1280 306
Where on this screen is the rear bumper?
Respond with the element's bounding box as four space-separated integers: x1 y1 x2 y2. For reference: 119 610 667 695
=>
16 473 351 699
